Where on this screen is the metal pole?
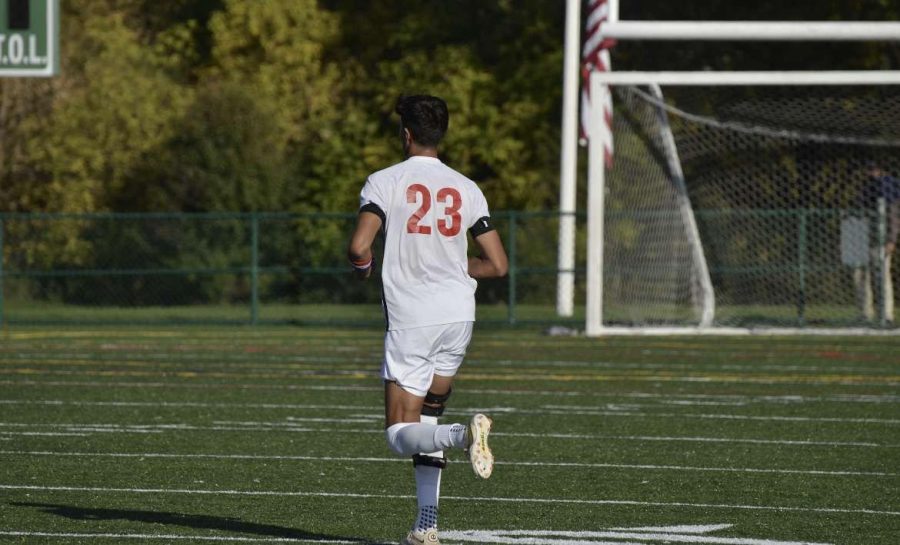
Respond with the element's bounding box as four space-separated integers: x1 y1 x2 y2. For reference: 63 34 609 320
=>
250 214 259 326
585 73 606 336
590 70 900 86
608 0 619 22
0 218 4 328
557 0 581 317
601 21 900 41
877 197 887 327
649 83 715 327
508 212 517 326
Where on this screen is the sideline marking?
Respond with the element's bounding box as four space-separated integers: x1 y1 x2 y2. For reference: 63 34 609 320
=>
1 450 892 477
1 485 897 516
443 525 835 545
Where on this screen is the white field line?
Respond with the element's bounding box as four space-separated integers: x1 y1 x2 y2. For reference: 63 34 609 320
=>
0 431 89 437
1 399 894 425
538 405 900 425
0 422 888 448
1 450 893 477
4 351 891 374
1 484 897 517
472 358 892 374
468 390 900 404
2 380 897 405
443 527 833 545
0 379 384 393
0 528 826 545
0 400 374 410
0 532 366 544
2 366 894 388
496 432 887 448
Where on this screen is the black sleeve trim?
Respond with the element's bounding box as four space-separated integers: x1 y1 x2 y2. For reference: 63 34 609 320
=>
469 216 495 238
359 202 386 224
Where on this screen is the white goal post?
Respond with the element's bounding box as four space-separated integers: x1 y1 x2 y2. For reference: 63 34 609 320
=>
601 21 900 42
561 14 900 336
586 71 900 337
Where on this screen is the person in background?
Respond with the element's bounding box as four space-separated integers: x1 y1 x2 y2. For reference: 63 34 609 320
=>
842 162 900 325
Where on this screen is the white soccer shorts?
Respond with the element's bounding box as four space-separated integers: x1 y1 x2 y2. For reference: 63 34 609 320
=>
381 321 474 397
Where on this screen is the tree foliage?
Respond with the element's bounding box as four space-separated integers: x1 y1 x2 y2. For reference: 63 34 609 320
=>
0 0 896 216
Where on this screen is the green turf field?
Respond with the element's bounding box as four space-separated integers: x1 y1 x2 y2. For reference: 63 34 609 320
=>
0 326 897 544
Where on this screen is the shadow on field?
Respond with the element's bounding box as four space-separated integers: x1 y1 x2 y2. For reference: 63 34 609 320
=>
12 502 385 544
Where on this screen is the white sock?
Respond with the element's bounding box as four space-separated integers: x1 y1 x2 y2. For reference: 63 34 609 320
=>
385 422 467 456
414 414 441 533
413 505 438 534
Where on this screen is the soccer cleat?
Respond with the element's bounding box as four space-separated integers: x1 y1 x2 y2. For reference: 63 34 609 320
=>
400 528 440 545
465 413 493 479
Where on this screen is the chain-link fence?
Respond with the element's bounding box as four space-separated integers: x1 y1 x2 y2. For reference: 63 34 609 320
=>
0 211 580 327
606 85 900 329
0 206 892 328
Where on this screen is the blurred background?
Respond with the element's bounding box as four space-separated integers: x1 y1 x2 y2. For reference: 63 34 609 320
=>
0 0 898 327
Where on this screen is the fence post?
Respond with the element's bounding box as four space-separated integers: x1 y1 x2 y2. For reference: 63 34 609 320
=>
797 208 807 325
0 217 4 328
250 213 259 326
507 212 517 325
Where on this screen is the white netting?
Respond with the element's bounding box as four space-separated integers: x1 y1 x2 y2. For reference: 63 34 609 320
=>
606 85 900 328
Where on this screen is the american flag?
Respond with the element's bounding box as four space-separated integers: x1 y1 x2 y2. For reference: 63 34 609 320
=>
580 0 615 166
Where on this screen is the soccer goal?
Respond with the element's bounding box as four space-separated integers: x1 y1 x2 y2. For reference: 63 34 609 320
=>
575 18 900 336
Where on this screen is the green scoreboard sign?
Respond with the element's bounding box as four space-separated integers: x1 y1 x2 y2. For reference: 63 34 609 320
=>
0 0 58 76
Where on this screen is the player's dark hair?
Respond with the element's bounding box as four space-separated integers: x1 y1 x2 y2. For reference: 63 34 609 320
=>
395 95 449 148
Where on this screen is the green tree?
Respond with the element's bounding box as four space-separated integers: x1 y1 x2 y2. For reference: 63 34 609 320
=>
31 10 190 213
124 82 287 212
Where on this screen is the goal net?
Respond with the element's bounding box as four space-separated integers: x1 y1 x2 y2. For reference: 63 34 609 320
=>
603 84 900 329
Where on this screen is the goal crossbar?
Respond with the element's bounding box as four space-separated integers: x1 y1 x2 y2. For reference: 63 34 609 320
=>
592 71 900 86
603 21 900 41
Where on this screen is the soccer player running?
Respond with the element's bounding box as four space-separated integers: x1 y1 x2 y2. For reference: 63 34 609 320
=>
348 95 508 545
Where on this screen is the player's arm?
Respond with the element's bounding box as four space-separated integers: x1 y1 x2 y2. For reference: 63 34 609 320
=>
469 229 508 279
348 210 383 280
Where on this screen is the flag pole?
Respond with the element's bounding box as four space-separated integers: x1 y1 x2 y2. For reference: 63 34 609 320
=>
557 0 581 317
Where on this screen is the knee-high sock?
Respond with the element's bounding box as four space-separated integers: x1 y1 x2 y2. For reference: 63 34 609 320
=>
414 414 442 532
385 422 466 456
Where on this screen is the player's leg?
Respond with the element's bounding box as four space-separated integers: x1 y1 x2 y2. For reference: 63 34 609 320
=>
382 326 471 457
431 322 493 480
383 326 481 545
401 324 491 545
854 264 874 321
383 381 469 454
409 376 453 540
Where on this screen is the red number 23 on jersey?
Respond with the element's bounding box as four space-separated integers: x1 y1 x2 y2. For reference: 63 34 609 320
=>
406 184 462 237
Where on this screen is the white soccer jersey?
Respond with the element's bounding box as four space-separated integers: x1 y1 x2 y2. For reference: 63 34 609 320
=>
359 156 493 331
